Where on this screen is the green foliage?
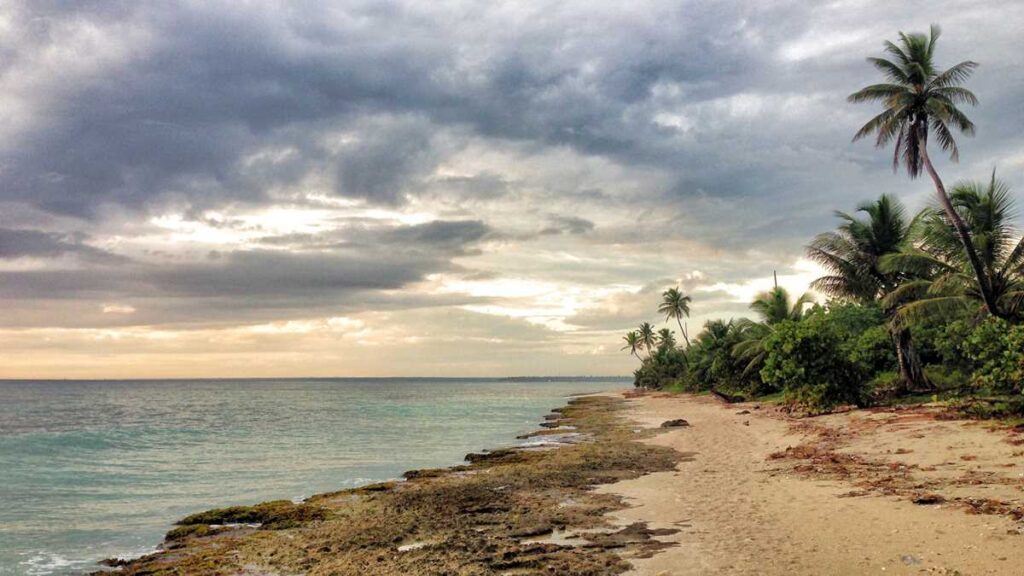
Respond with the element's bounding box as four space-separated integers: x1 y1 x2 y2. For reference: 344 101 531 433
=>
684 319 761 395
962 318 1024 393
633 346 687 390
760 313 872 411
849 325 897 376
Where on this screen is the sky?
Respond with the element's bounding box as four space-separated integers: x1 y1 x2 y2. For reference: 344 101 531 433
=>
1 0 1023 378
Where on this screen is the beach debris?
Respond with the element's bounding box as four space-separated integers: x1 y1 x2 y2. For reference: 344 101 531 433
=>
397 541 435 552
900 554 922 565
711 389 745 403
660 419 690 428
912 493 945 505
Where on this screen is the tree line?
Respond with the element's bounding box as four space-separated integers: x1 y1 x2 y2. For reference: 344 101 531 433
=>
623 26 1024 413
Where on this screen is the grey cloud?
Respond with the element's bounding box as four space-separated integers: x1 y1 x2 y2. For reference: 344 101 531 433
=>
0 228 123 262
0 217 492 326
4 0 1021 229
539 215 595 236
1 0 1023 345
382 220 491 248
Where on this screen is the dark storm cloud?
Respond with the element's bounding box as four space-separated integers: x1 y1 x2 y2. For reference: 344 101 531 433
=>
4 0 1021 223
0 1 813 216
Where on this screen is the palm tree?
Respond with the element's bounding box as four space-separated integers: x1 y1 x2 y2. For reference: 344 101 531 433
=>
883 173 1024 322
734 286 814 376
621 330 643 359
656 328 677 351
748 286 814 324
807 194 929 390
690 319 737 385
658 287 692 345
808 194 911 300
849 25 996 315
637 322 657 356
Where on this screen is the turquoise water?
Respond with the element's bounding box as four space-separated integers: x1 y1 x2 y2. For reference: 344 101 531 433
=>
0 378 626 575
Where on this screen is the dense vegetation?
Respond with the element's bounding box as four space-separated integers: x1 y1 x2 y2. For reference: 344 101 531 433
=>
623 26 1024 413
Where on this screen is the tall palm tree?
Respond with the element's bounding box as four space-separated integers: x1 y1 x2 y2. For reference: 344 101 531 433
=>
883 173 1024 322
734 286 814 376
637 322 657 356
658 287 692 346
849 25 996 315
656 328 677 351
807 194 929 390
621 330 643 359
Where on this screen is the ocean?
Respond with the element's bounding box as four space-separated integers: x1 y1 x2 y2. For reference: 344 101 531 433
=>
0 377 627 575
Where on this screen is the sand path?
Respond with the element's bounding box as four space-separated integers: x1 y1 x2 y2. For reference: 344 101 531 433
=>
599 393 1023 575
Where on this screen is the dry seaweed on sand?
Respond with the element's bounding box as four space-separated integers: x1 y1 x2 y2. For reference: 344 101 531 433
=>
99 396 682 575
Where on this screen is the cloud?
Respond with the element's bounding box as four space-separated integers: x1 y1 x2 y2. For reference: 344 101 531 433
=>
539 215 595 236
1 0 1022 376
0 228 123 262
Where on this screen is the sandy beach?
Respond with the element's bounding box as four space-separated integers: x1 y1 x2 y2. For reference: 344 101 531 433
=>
606 392 1024 575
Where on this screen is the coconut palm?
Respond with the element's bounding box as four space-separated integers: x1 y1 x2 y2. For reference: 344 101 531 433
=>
849 25 997 315
658 287 692 345
807 194 912 300
637 322 657 356
733 287 814 376
621 330 643 359
656 328 677 351
882 173 1024 322
748 286 814 324
807 194 929 390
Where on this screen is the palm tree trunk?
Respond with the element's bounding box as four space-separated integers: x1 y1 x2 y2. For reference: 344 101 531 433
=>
920 143 1001 317
891 325 930 393
676 318 690 347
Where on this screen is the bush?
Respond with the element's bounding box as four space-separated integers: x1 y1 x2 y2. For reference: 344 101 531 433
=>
760 315 870 412
962 318 1024 394
848 324 897 376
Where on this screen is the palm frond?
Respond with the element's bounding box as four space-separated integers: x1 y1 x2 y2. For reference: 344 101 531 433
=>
892 295 972 327
929 61 978 89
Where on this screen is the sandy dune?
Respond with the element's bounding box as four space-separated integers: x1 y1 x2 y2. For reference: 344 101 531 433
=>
600 393 1024 575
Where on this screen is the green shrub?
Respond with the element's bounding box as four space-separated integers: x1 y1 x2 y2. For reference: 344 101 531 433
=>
962 318 1024 394
760 316 870 411
848 324 897 376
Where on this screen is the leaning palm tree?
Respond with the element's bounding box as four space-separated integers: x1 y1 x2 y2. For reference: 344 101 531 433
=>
637 322 657 356
849 25 997 315
734 286 814 376
656 328 677 351
658 287 692 345
807 194 929 390
882 173 1024 322
621 330 643 359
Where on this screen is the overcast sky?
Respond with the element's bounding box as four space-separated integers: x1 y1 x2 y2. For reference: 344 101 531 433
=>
1 0 1022 378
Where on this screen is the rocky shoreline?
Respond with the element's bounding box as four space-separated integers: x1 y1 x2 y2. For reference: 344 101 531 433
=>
95 394 683 575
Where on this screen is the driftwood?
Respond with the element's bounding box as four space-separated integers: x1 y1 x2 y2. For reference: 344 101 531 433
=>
710 388 745 404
